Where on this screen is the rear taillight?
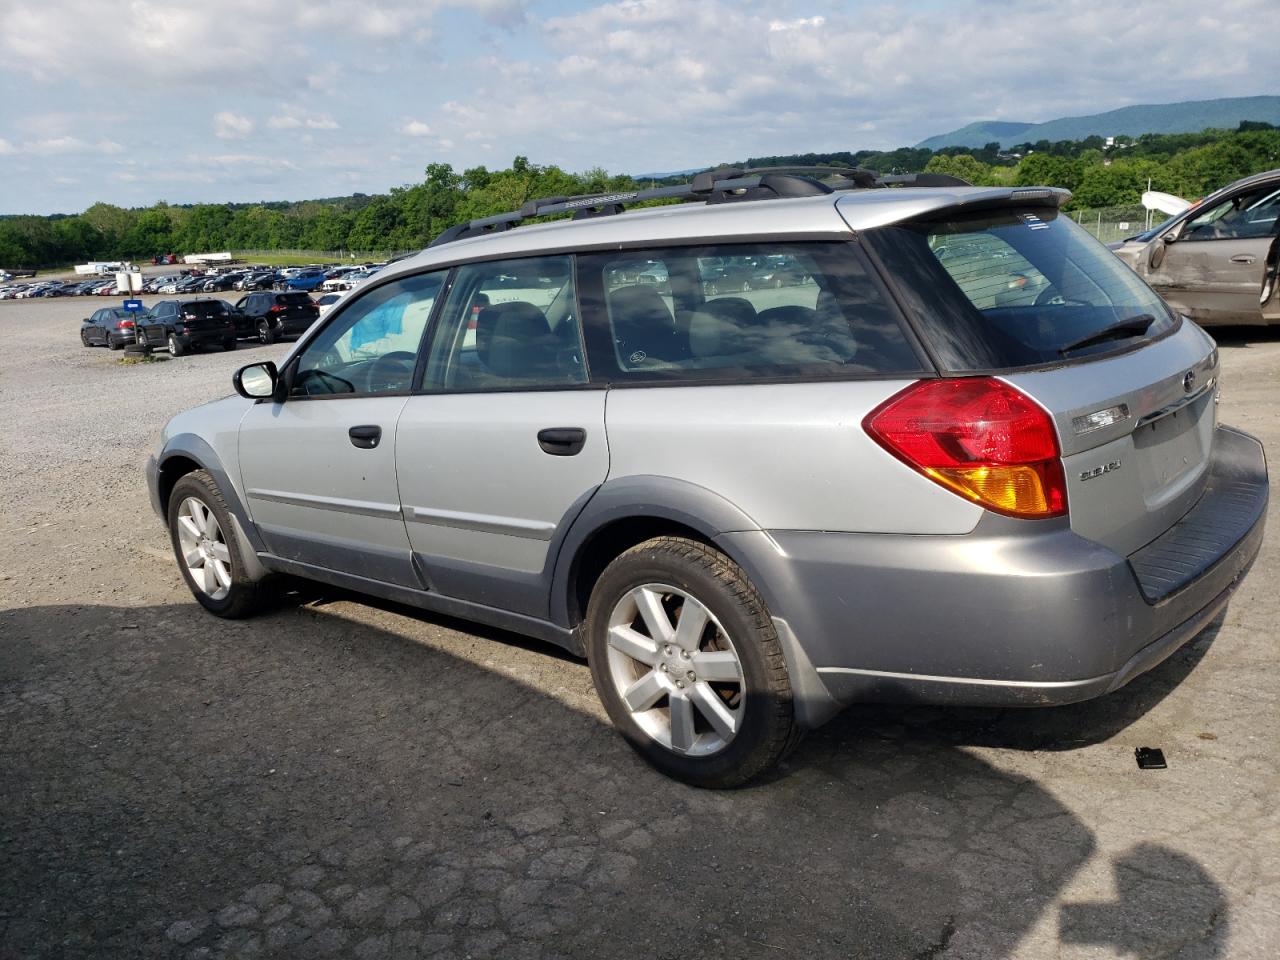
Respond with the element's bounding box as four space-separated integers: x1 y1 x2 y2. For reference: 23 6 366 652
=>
863 378 1067 519
269 304 285 313
116 320 134 329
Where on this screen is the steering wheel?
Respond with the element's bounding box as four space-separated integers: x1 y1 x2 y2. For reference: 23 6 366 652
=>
295 367 355 395
1034 287 1090 307
362 351 417 393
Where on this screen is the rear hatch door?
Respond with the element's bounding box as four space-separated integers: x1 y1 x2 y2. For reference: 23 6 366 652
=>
862 201 1219 555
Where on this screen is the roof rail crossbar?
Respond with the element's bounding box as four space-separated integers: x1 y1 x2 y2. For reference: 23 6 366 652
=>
426 165 974 247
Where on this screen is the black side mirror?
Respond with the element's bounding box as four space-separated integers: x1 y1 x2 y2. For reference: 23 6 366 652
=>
233 361 278 400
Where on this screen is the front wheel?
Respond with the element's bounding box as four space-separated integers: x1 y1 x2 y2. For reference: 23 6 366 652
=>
80 330 91 347
586 536 800 788
168 470 267 618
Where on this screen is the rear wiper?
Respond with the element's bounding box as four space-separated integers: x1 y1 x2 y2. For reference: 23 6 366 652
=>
1059 314 1156 355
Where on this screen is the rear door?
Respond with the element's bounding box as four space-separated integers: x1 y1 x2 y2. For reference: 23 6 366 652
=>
394 255 607 616
237 271 446 586
864 204 1219 555
1146 180 1280 325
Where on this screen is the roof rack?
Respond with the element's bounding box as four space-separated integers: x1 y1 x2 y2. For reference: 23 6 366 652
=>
427 166 972 248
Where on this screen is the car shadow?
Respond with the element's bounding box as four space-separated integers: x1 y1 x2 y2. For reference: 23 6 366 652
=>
1207 323 1280 347
0 601 1231 959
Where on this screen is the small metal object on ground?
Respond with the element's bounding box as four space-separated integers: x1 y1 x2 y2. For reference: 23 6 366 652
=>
1135 747 1167 769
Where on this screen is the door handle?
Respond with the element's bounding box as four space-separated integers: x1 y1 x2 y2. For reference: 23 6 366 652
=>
537 427 587 456
348 424 382 449
1230 254 1256 264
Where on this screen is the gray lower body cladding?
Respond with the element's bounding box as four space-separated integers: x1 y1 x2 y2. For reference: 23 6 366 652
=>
723 426 1267 710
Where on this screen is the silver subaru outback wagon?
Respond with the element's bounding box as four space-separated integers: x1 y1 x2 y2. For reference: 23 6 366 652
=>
147 168 1268 787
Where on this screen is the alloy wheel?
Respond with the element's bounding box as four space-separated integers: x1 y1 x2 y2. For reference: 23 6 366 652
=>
175 497 232 600
605 583 745 757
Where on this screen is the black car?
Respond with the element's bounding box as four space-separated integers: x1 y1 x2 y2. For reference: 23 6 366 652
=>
138 299 238 355
233 291 320 343
80 307 138 349
174 275 207 294
237 271 278 291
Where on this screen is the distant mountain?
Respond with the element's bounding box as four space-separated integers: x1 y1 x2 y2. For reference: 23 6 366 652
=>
916 96 1280 150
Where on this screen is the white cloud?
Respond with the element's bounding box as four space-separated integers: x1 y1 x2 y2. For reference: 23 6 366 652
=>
0 138 17 156
400 120 432 137
24 137 89 155
97 139 124 155
213 111 254 140
269 112 339 131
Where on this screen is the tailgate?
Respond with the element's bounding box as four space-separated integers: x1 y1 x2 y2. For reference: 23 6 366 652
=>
1005 321 1219 555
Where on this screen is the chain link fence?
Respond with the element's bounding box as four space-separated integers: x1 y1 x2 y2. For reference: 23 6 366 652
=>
232 248 415 262
1067 205 1171 245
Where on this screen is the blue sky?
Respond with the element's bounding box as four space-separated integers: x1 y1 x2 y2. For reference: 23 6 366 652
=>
0 0 1272 214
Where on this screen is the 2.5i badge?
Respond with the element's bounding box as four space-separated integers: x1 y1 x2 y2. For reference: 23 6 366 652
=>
1080 460 1121 482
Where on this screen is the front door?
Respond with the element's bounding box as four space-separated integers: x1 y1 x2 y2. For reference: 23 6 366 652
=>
237 270 446 587
1147 180 1280 325
395 255 607 616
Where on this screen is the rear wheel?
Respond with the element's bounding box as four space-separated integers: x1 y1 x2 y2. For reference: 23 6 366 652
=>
257 320 275 345
740 280 751 292
108 335 122 351
222 338 237 352
168 334 184 357
586 536 799 788
168 470 266 618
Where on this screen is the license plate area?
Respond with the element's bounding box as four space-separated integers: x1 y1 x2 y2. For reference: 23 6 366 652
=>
1132 393 1212 507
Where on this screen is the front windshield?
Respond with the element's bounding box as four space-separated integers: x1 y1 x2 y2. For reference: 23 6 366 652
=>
867 207 1177 370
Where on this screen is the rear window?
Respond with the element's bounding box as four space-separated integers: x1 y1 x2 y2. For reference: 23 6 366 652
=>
866 207 1177 370
578 242 923 382
184 301 228 316
277 293 312 306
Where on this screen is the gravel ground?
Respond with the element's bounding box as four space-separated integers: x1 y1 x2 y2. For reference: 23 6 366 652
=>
1 296 1278 960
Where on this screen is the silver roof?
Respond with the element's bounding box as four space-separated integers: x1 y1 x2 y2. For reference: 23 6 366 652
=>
384 185 1070 281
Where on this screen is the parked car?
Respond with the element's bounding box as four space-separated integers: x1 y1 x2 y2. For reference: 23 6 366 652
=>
236 271 276 291
314 292 342 317
138 299 238 355
279 269 327 292
174 275 207 294
201 273 242 293
1112 167 1280 326
233 291 320 343
147 168 1268 787
80 307 138 349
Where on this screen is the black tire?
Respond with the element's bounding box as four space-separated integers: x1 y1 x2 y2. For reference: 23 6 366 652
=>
168 334 184 357
80 330 91 347
740 280 751 292
586 536 800 788
167 470 267 619
257 320 275 345
108 335 122 351
222 339 237 352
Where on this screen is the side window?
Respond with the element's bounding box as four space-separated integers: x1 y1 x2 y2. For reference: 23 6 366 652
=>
291 272 445 397
1184 187 1280 241
421 255 586 391
580 242 922 381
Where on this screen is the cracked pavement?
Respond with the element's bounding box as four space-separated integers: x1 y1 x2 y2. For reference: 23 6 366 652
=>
1 299 1277 959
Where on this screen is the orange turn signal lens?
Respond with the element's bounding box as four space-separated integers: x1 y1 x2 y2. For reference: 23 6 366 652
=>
926 464 1059 516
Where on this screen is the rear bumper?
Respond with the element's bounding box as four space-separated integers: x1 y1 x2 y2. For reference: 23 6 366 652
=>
725 425 1267 715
